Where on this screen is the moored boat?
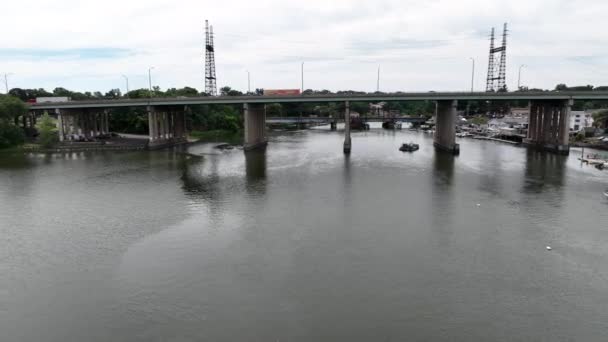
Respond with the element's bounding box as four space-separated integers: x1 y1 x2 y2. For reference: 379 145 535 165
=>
399 142 419 152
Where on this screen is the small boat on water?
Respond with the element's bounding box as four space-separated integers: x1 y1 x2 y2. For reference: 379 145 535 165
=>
604 190 608 199
399 142 419 152
456 132 473 138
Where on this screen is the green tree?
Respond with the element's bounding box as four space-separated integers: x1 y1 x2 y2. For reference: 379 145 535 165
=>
471 115 489 125
105 89 121 98
592 109 608 129
0 95 26 148
266 103 283 117
37 112 58 148
220 86 243 96
126 89 153 99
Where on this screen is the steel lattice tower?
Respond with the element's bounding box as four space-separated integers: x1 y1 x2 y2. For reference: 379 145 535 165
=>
485 27 496 92
205 20 217 96
485 23 508 92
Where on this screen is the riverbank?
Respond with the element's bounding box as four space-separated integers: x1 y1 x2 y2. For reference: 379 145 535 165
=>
571 141 608 151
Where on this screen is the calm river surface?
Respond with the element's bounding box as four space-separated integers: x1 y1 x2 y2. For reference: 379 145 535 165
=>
1 127 608 341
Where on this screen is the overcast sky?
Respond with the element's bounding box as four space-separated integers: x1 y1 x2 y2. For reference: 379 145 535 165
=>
1 0 607 94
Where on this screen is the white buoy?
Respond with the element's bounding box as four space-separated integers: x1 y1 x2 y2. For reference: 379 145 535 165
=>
546 246 552 251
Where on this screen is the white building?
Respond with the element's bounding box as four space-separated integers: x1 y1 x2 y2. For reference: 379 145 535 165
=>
570 111 594 131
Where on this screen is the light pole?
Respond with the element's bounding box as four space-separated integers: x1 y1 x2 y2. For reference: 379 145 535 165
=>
469 57 475 92
377 65 380 93
301 62 304 94
121 74 129 96
148 67 154 97
518 64 526 90
247 70 251 94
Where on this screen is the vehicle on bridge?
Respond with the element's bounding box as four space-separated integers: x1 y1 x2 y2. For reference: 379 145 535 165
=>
263 89 301 96
35 96 71 103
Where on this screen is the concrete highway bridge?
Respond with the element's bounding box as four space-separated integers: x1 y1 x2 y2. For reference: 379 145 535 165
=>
27 91 608 154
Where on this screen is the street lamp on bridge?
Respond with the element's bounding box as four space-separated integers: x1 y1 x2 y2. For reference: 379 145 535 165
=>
469 57 475 93
121 74 129 96
518 64 526 90
301 62 304 94
148 67 155 98
247 70 251 94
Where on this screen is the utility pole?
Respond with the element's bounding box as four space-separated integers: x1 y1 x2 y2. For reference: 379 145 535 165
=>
377 65 380 92
148 67 154 98
121 74 129 96
3 73 12 94
301 62 304 94
518 64 526 90
469 57 475 92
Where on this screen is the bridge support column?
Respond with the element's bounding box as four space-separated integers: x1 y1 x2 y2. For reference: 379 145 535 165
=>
433 100 459 154
169 112 175 139
73 112 80 138
55 109 65 142
158 112 165 140
525 100 571 154
92 111 99 138
556 99 572 154
343 101 351 154
526 102 537 142
101 110 109 135
244 103 267 150
148 106 158 144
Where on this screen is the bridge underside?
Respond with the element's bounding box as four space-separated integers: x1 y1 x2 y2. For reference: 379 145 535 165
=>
244 103 267 151
54 108 110 142
524 100 572 155
434 100 460 154
147 106 188 149
42 97 574 155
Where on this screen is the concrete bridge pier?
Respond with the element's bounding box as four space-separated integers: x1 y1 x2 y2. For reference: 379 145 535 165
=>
433 100 459 154
343 101 351 154
524 99 571 154
244 103 267 151
330 121 337 131
147 106 188 149
55 109 65 142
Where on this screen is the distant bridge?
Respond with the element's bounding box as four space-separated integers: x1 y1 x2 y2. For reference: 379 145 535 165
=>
265 116 428 124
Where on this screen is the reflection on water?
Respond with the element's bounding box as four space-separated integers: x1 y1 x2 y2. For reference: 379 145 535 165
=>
1 130 608 342
245 148 267 191
523 149 567 193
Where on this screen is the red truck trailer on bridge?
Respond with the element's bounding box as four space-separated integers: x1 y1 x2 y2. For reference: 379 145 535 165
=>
263 89 301 96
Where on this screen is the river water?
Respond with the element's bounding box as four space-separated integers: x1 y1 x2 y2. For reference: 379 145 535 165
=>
1 126 608 341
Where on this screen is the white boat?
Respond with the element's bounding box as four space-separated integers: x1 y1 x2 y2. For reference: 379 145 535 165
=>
604 191 608 199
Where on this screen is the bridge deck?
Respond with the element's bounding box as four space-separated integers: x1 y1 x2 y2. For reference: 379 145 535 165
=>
27 91 608 110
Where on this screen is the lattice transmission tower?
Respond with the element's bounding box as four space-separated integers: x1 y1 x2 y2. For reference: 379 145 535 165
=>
205 20 217 96
486 23 508 92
